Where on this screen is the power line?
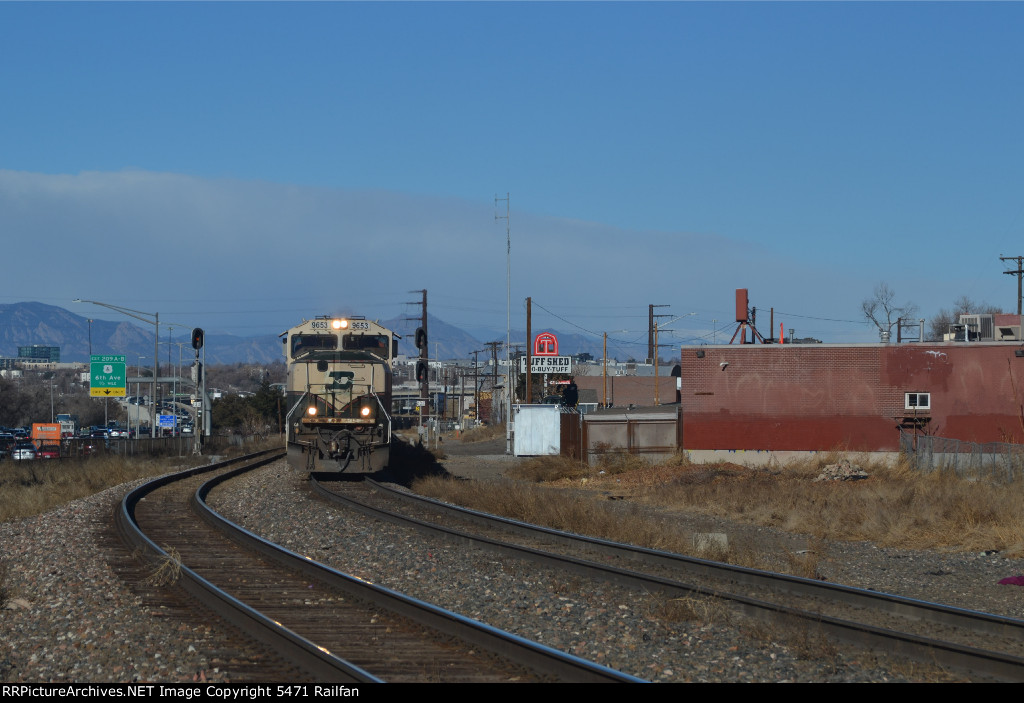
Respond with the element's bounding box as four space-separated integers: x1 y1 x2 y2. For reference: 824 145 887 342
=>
770 313 868 325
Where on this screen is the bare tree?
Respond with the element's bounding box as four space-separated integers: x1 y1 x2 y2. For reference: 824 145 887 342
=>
862 283 918 342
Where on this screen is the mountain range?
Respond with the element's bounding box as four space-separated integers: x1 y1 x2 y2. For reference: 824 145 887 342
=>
0 302 617 365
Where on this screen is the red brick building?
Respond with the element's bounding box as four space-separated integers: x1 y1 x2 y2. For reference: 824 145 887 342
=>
678 343 1024 451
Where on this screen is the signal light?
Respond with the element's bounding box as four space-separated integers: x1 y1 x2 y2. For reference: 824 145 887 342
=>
416 360 428 383
191 328 204 350
415 327 427 350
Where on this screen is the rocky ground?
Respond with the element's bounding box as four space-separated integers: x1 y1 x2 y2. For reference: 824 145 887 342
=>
1 438 1022 682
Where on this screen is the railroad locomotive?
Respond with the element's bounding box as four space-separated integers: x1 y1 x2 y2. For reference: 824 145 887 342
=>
283 316 396 473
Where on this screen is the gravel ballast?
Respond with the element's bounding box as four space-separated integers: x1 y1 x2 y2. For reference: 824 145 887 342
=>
2 450 1023 683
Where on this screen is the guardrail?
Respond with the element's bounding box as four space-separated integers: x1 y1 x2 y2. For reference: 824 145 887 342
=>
29 434 283 460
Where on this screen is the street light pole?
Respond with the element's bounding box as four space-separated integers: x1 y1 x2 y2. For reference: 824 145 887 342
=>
494 194 512 454
74 299 159 438
135 355 146 440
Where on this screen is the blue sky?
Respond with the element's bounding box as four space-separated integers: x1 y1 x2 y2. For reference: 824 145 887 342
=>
2 2 1023 357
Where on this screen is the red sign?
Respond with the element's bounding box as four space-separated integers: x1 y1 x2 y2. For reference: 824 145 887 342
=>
534 332 558 356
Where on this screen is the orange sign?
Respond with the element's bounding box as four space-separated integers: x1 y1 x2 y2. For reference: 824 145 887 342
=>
31 423 62 446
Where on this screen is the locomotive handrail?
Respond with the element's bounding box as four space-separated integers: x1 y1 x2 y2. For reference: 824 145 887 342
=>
369 390 392 446
283 390 308 437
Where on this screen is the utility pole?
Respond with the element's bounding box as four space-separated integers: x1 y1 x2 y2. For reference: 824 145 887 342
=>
648 304 670 364
471 349 483 425
526 296 532 404
508 342 524 404
1001 255 1024 315
603 332 608 407
406 289 429 428
485 340 503 401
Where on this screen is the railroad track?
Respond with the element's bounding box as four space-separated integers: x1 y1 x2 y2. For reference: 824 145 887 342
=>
115 451 641 683
305 474 1024 682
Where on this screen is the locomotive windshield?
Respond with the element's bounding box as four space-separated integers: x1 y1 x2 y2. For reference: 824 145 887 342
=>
342 334 389 356
291 334 338 358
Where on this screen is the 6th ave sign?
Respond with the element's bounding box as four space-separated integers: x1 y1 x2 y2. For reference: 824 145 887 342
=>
90 355 126 397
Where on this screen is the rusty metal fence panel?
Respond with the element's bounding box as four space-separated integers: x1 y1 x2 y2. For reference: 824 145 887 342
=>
562 408 682 465
900 430 1024 482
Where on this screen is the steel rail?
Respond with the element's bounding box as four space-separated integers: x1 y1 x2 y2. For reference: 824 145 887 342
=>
198 463 644 683
306 477 1024 682
116 450 382 683
366 477 1024 639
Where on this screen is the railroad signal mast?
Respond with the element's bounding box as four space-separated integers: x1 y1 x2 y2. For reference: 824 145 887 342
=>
190 327 205 454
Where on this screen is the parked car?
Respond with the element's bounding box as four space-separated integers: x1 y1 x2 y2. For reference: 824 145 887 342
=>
12 442 37 460
0 433 15 459
37 445 60 459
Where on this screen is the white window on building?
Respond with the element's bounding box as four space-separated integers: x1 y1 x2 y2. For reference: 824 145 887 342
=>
905 392 931 411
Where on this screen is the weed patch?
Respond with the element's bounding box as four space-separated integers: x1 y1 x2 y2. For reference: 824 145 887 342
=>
142 546 183 587
457 423 507 443
646 594 731 626
508 456 589 483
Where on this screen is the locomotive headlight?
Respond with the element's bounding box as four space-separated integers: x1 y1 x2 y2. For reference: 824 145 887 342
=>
332 319 349 330
360 405 372 417
307 406 318 417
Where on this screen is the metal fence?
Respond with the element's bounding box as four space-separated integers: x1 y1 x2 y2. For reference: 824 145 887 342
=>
40 433 265 461
900 430 1024 482
560 407 682 465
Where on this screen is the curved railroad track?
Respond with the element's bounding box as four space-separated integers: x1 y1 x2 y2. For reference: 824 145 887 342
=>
115 451 642 683
305 474 1024 682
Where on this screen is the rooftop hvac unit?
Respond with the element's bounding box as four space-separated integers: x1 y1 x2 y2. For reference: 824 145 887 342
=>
997 325 1021 342
959 314 995 341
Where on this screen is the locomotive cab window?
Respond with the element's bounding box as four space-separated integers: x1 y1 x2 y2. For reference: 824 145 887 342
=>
343 334 390 355
291 334 338 358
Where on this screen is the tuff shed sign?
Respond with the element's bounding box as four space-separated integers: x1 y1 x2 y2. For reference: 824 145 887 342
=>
520 356 573 374
525 333 572 373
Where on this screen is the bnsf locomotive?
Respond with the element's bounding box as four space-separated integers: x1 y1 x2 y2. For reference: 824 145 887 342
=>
283 316 396 473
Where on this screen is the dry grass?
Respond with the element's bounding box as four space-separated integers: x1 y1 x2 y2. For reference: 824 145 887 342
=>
415 474 691 552
641 451 1024 556
0 439 279 523
456 423 507 443
418 446 1024 566
509 450 686 483
644 593 732 626
413 474 786 572
508 455 591 483
142 546 184 587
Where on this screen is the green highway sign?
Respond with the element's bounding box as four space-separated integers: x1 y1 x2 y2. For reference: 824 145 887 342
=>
90 355 127 397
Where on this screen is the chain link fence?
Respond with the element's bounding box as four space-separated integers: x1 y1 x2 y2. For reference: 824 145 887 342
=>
900 430 1024 482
